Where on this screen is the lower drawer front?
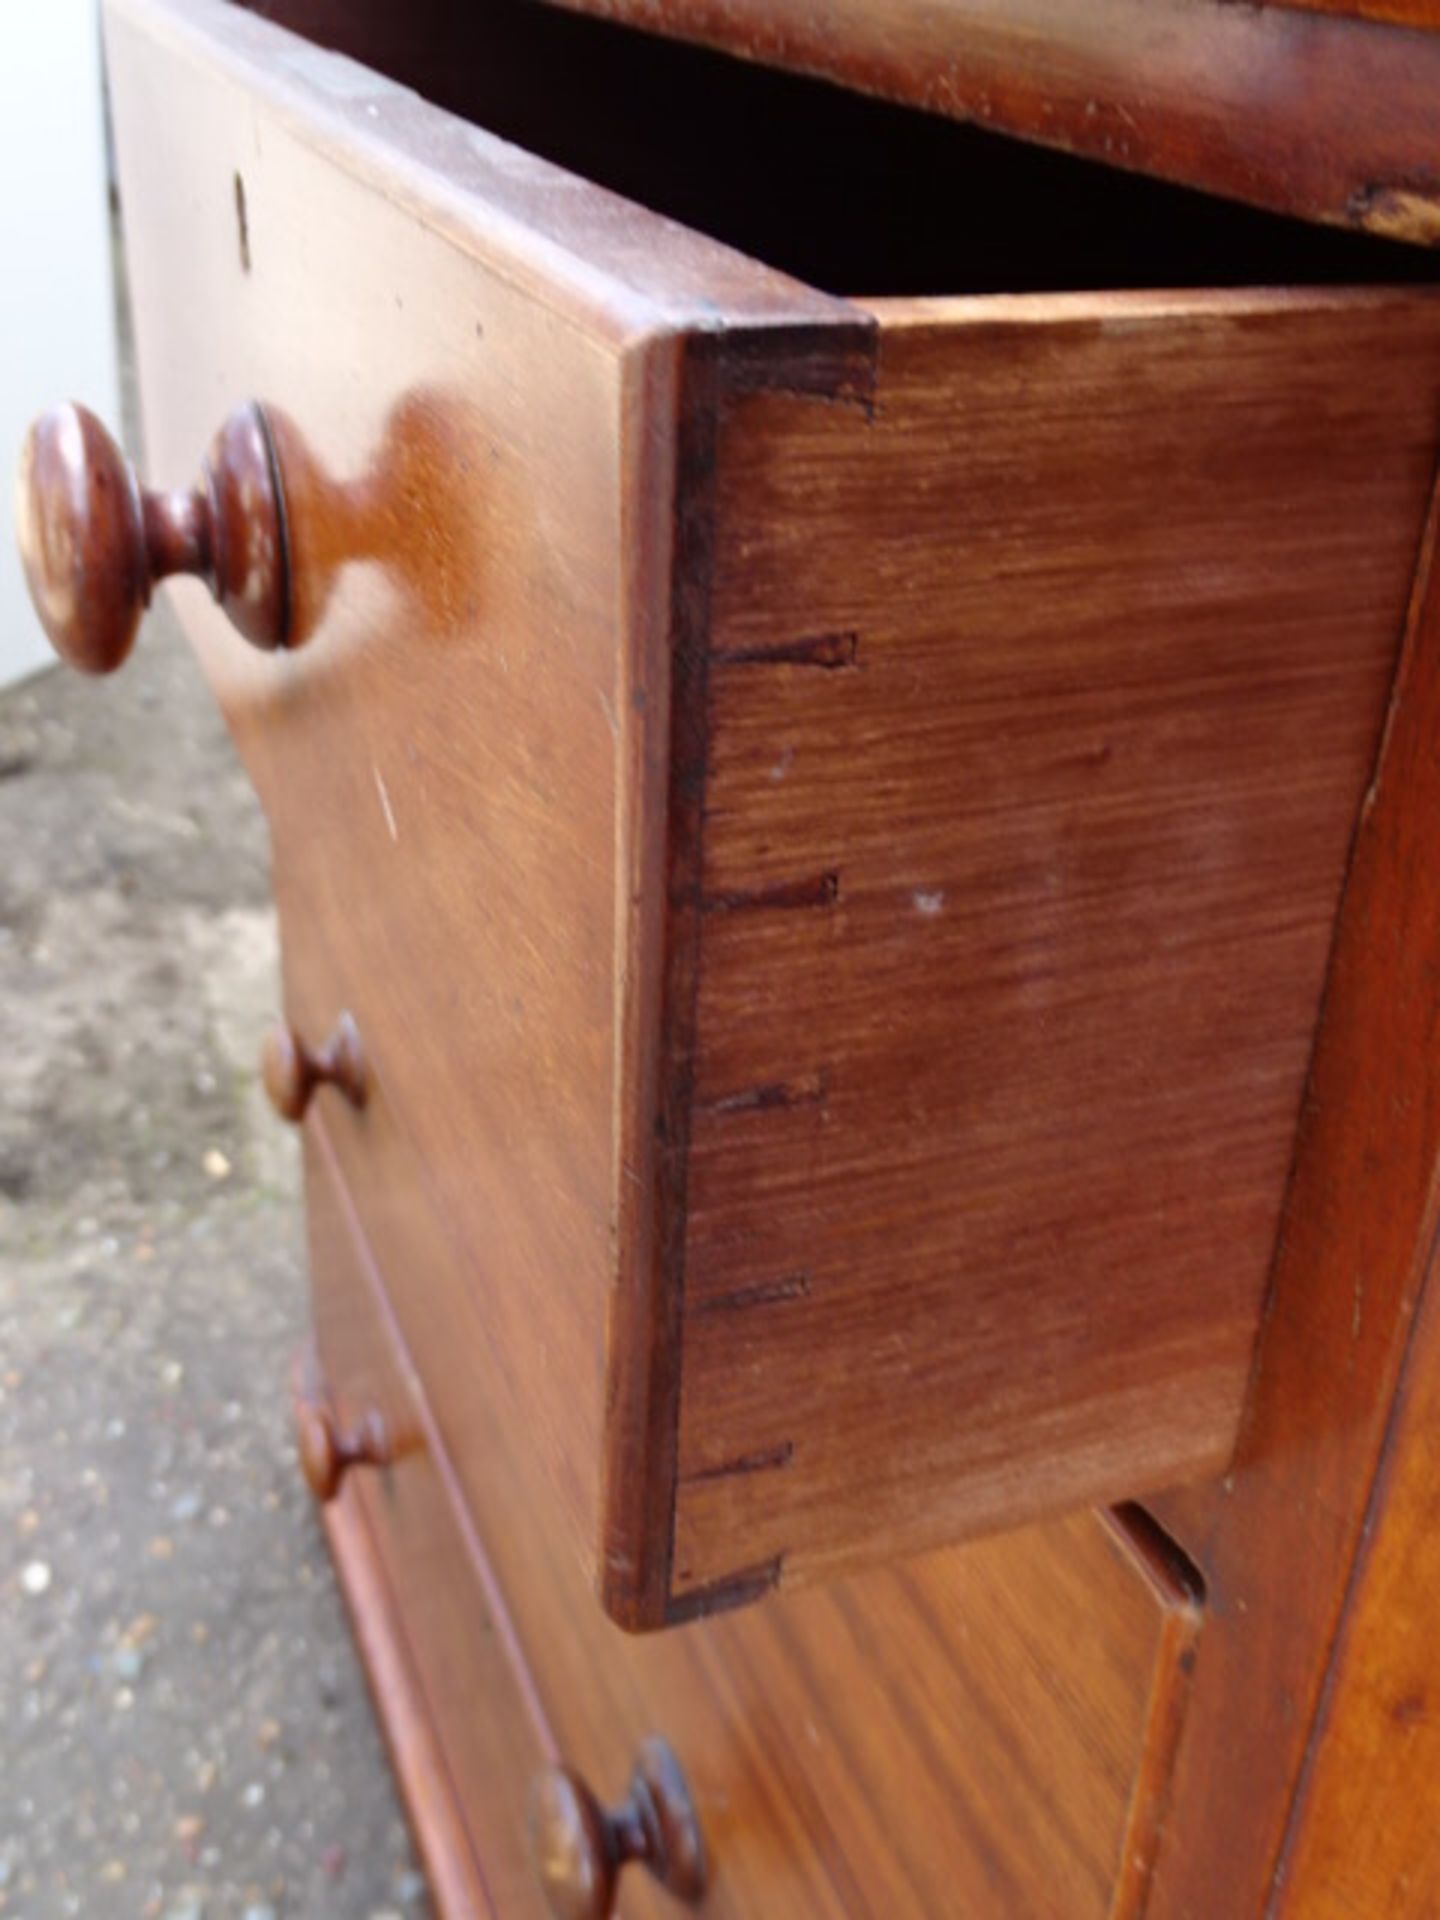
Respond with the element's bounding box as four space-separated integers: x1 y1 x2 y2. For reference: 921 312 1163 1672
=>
304 1143 551 1920
307 1086 1203 1919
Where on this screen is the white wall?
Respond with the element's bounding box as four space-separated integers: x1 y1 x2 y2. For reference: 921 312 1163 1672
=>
0 0 121 689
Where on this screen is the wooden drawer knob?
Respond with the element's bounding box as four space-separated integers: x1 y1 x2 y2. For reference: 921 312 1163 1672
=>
295 1395 391 1504
14 400 289 675
529 1738 706 1920
261 1012 367 1123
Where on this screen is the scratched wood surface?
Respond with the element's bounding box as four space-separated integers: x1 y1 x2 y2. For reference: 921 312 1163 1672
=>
309 1083 1204 1920
543 0 1440 245
668 290 1440 1602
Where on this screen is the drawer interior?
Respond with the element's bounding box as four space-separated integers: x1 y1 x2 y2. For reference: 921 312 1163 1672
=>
241 0 1440 295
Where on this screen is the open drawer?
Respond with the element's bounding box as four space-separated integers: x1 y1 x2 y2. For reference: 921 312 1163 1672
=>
105 0 1440 1627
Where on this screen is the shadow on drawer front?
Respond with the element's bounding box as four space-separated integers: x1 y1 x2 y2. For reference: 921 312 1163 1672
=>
105 0 1440 1627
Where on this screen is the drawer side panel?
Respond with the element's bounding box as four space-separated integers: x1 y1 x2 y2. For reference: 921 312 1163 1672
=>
674 290 1440 1599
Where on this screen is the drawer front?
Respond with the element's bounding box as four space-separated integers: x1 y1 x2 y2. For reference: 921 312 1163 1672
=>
107 0 873 1627
104 0 846 1613
303 1140 552 1920
112 0 1440 1630
304 1067 1203 1920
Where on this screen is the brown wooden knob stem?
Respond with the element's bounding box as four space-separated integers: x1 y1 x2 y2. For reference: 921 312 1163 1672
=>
295 1396 391 1504
261 1012 367 1124
529 1738 706 1920
15 399 290 675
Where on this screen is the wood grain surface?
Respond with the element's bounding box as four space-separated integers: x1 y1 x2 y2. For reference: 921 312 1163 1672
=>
309 1081 1204 1920
322 1485 501 1920
243 0 1439 299
107 0 638 1584
1140 474 1440 1915
541 0 1440 245
95 0 1440 1906
671 289 1440 1600
103 0 865 1627
1262 0 1440 25
1275 1128 1440 1918
305 1143 552 1920
111 0 1440 1634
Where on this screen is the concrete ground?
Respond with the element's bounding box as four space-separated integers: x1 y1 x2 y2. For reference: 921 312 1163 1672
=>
0 605 433 1918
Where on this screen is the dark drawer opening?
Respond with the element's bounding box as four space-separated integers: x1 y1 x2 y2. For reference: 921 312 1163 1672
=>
241 0 1439 296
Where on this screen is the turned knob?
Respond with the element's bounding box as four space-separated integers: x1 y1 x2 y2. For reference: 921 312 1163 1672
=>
296 1396 391 1504
261 1012 367 1123
529 1738 706 1920
14 400 289 675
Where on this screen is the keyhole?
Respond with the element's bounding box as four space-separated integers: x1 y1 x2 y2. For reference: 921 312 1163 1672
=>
234 171 251 274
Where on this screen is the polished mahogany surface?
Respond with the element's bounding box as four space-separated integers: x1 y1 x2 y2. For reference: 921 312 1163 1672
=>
539 0 1440 245
1280 1070 1440 1920
103 0 834 1621
1267 0 1440 20
103 0 1440 1636
305 1077 1205 1920
1140 473 1440 1918
303 1146 551 1920
249 0 1440 295
76 0 1440 1909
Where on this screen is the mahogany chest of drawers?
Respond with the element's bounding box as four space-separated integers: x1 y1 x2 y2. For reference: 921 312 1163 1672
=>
18 0 1440 1911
